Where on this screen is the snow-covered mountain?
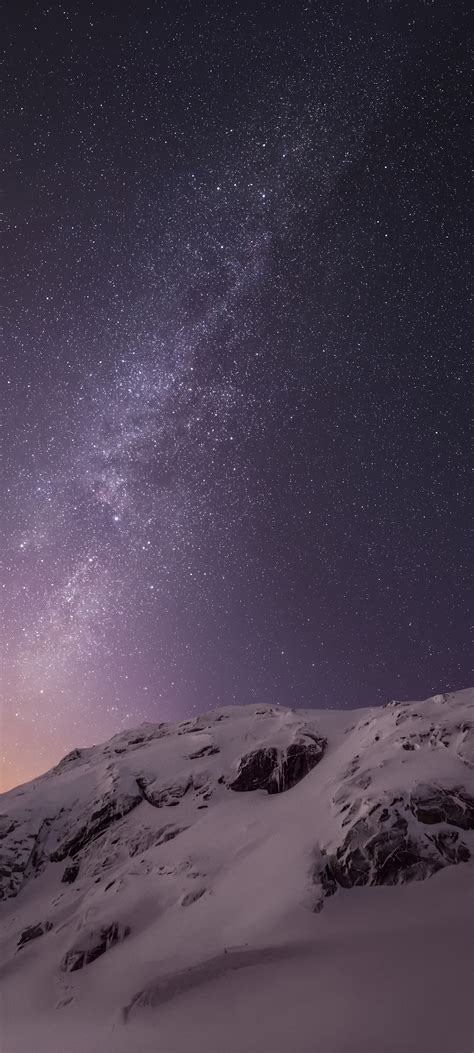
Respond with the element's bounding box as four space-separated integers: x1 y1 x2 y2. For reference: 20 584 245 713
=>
1 689 473 1053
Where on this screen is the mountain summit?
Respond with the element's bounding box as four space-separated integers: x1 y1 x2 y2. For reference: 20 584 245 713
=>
1 689 473 1053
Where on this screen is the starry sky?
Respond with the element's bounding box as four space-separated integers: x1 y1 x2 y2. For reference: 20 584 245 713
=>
2 0 470 790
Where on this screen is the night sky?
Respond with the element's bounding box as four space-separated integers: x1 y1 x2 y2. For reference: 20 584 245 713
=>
2 1 470 790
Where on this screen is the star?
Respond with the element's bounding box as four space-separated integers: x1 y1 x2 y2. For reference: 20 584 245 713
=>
1 0 469 791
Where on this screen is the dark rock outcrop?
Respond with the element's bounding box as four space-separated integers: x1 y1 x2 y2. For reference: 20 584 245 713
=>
230 738 326 794
158 825 188 845
0 816 16 840
61 922 130 972
18 921 52 949
315 801 471 903
1 818 55 901
181 887 206 907
410 785 474 830
51 791 142 861
431 829 470 864
61 860 80 883
189 744 220 760
23 817 54 881
0 856 27 900
230 747 279 793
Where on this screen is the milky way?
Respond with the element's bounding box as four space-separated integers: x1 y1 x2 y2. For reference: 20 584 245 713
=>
2 1 470 788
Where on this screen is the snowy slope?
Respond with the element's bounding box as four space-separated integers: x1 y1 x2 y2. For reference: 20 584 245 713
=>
0 689 473 1053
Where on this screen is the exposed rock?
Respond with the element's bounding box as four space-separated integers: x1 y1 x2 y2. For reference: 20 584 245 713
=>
353 771 372 790
191 772 213 800
157 825 188 846
55 995 74 1009
457 725 474 767
51 791 142 861
1 817 55 900
18 921 52 949
320 823 439 895
0 816 16 840
0 858 26 900
341 802 360 828
230 738 326 794
410 785 474 830
181 888 206 907
23 817 54 881
61 860 80 883
431 829 470 865
61 922 130 972
128 828 158 857
229 747 278 792
315 802 471 902
189 744 220 759
342 756 360 780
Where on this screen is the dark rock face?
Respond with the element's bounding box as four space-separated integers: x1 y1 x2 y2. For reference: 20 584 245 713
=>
61 922 130 972
230 738 326 794
410 785 474 830
51 791 142 861
457 724 474 767
18 921 52 949
1 818 55 901
0 857 26 900
189 744 220 760
158 825 188 845
319 818 440 895
22 817 54 884
0 816 17 840
315 797 471 904
181 887 206 907
432 829 470 865
61 860 80 883
230 747 278 792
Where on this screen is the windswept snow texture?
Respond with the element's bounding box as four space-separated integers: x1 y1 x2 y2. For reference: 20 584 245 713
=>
1 689 473 1053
